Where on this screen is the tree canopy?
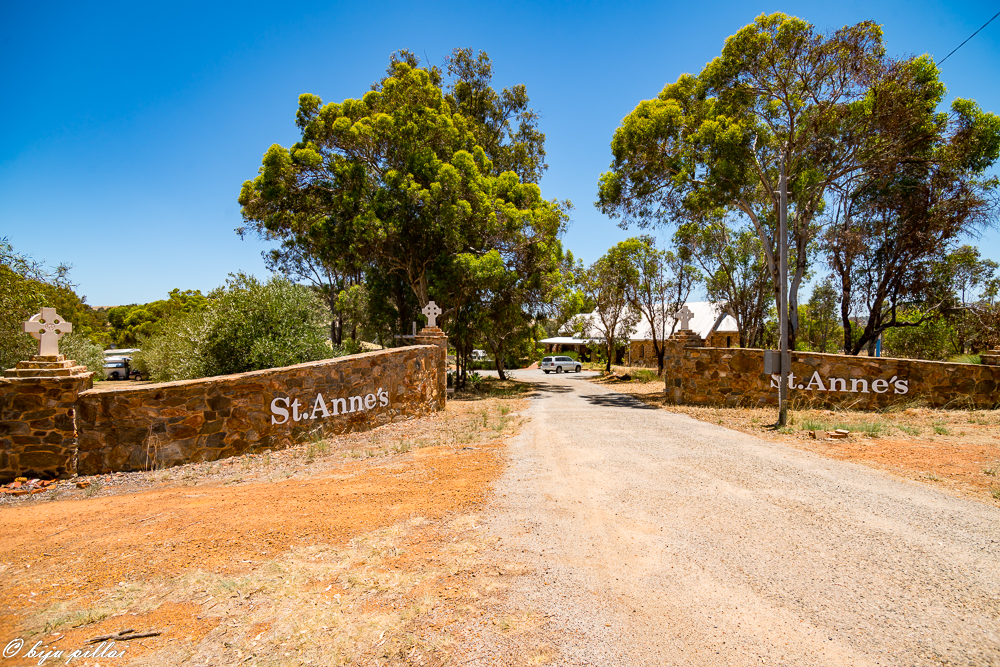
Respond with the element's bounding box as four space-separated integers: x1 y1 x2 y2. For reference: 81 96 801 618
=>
597 12 1000 352
239 50 570 378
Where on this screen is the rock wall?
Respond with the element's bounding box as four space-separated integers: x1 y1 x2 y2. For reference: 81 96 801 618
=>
629 333 738 369
0 374 93 482
75 344 446 475
662 332 1000 410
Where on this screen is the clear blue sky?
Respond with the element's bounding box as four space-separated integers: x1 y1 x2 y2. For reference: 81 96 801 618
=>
2 0 998 306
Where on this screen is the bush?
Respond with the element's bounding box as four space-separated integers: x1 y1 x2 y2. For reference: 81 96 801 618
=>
137 273 339 382
630 368 660 382
60 333 105 378
948 353 982 364
135 310 214 382
881 311 954 360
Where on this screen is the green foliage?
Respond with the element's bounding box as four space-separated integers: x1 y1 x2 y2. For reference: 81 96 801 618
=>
935 246 1000 354
880 309 955 360
799 417 890 438
947 354 982 365
797 279 840 353
445 47 547 184
238 50 567 378
629 368 660 383
134 309 214 382
609 235 700 373
137 274 336 381
106 288 209 348
598 12 1000 355
37 282 109 347
0 239 106 368
0 240 48 369
60 332 106 377
202 274 332 376
239 51 557 309
676 219 771 348
581 247 640 372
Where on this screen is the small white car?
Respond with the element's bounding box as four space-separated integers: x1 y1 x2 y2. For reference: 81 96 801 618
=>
541 356 581 374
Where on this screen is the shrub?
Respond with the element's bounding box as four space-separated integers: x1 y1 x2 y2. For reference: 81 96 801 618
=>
137 273 339 381
630 368 660 383
948 353 982 365
135 310 213 382
60 333 105 378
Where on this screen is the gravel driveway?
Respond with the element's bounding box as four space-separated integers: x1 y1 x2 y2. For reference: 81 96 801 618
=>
464 369 1000 666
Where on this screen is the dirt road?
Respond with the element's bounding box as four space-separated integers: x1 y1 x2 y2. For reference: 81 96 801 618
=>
462 369 1000 666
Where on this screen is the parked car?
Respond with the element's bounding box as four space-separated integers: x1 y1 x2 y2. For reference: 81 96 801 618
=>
471 349 488 361
541 356 581 373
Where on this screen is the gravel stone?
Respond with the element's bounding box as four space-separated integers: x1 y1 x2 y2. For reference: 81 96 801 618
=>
461 369 1000 666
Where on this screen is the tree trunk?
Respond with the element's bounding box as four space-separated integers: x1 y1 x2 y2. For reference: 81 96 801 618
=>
486 338 507 381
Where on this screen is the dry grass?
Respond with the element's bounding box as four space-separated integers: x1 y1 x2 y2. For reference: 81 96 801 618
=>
0 378 548 667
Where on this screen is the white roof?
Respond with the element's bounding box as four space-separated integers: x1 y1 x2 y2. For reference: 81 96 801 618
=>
561 302 739 342
539 336 600 345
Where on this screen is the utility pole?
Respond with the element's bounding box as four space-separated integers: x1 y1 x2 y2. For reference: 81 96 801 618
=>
778 154 789 426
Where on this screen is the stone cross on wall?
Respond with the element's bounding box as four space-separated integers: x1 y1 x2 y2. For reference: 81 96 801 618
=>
23 307 72 357
422 301 442 328
673 305 695 331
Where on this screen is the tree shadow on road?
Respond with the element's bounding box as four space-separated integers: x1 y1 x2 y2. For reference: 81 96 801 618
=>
583 393 659 410
530 382 574 394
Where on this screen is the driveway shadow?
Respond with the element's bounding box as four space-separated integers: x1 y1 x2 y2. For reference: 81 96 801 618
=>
531 382 575 394
583 392 659 410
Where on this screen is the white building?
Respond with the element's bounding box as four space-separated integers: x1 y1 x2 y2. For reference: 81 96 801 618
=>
540 302 740 366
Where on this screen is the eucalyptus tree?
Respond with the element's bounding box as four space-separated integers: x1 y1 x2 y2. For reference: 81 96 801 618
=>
580 247 640 373
598 12 953 350
613 236 698 373
675 219 772 349
260 233 363 345
824 96 1000 354
444 47 547 184
799 278 840 353
240 50 562 346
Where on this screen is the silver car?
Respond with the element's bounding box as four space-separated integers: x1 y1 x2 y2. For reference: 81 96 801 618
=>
541 356 581 374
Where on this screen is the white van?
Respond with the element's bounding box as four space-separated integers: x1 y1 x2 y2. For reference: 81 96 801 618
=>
103 348 143 381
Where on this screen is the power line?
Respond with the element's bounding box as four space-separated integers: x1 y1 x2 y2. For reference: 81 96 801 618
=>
938 9 1000 65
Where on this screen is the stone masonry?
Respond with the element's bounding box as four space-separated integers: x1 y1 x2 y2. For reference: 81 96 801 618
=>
76 344 445 475
663 331 1000 410
1 355 94 482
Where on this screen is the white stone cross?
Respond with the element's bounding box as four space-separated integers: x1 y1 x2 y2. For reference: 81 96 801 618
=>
23 307 72 357
422 300 442 328
673 304 695 331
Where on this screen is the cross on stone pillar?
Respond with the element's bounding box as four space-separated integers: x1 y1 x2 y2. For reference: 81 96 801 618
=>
673 305 694 331
23 307 72 357
422 301 442 328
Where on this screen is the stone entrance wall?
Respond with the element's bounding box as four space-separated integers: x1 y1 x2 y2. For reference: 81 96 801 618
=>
0 374 93 482
75 345 445 475
663 332 1000 409
1 343 445 482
